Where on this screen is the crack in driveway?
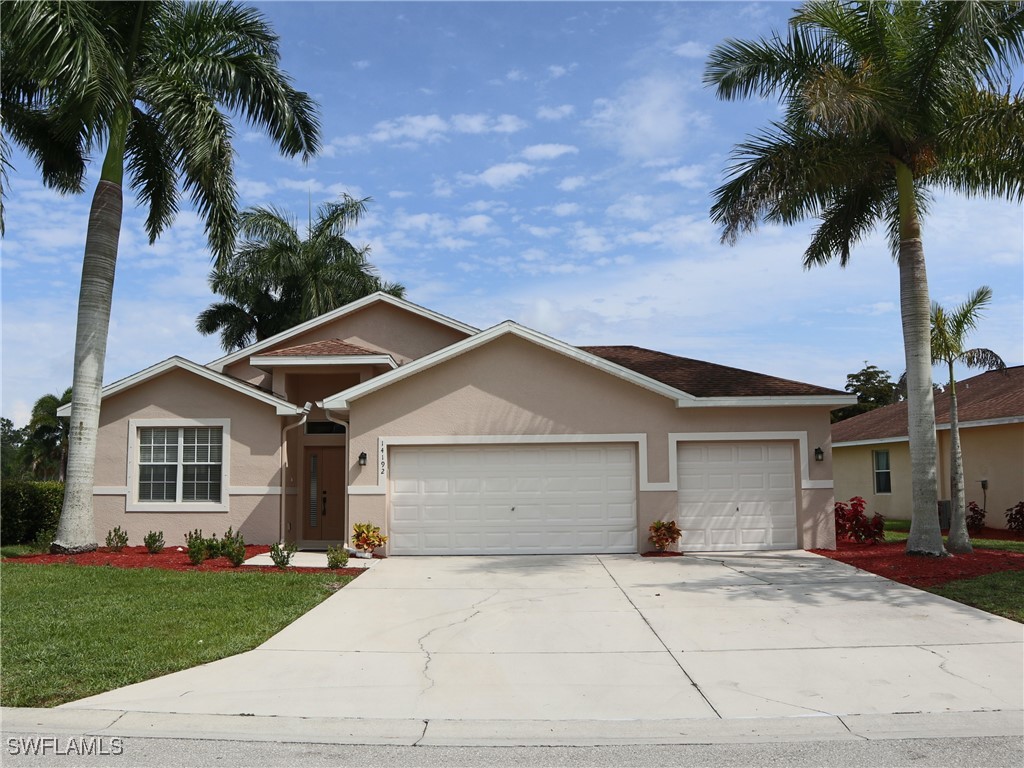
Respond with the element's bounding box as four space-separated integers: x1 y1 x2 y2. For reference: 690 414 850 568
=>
415 590 500 691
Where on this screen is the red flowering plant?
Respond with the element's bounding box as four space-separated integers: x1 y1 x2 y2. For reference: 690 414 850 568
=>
834 496 885 544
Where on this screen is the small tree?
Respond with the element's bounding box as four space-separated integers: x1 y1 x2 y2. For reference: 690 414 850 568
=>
930 287 1005 554
832 364 900 422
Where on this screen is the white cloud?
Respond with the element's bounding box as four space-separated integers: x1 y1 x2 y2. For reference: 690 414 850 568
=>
548 65 568 79
388 190 412 199
657 164 706 188
458 214 497 236
520 144 579 161
573 224 612 253
352 59 371 70
606 195 658 223
557 176 587 192
461 162 536 189
523 225 561 238
492 114 529 133
551 202 581 217
506 69 527 82
537 104 575 121
672 41 708 59
451 113 528 135
433 178 454 198
586 76 708 159
369 114 448 144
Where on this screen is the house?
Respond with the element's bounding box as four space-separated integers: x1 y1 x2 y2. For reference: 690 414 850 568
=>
59 293 854 554
832 366 1024 529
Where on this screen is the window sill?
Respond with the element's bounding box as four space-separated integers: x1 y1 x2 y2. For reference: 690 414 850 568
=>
126 502 230 513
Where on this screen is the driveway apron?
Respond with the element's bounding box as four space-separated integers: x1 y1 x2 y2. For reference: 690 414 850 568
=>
62 552 1023 723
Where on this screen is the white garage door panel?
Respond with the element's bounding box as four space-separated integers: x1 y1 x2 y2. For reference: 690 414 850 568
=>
390 444 637 555
677 442 798 552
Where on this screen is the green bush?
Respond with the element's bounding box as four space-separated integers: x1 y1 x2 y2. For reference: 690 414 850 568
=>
185 529 207 566
220 527 246 567
269 542 297 569
0 481 64 546
105 526 129 552
144 531 165 554
326 545 349 569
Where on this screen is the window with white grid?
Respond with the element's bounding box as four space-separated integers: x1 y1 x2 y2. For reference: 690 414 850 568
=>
137 426 223 504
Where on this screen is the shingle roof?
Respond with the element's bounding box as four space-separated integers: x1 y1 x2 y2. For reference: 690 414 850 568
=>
580 345 846 398
258 339 387 357
832 366 1024 444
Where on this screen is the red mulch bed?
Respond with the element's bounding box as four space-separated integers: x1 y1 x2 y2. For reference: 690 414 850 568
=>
1 545 364 577
642 550 685 557
812 528 1024 589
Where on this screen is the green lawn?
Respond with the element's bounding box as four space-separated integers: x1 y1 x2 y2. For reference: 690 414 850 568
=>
883 525 1024 553
0 563 353 707
928 572 1024 623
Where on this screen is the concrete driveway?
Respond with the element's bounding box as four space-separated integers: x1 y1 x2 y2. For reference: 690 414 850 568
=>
59 551 1022 729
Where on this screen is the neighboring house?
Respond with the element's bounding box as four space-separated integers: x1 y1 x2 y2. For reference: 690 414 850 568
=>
832 366 1024 529
59 293 853 554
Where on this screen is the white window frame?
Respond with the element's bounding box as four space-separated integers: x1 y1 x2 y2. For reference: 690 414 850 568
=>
872 449 892 495
127 419 231 512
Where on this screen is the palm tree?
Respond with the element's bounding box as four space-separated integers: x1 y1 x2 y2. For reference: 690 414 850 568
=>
197 196 406 352
704 1 1024 557
931 287 1005 554
2 2 320 553
22 388 73 482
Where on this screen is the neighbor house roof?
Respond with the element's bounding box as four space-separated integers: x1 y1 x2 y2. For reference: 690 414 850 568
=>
249 338 398 369
581 346 847 398
832 366 1024 445
263 339 385 357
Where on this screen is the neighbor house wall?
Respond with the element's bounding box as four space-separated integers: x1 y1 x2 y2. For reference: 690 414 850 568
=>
92 369 284 544
835 423 1022 529
346 334 838 552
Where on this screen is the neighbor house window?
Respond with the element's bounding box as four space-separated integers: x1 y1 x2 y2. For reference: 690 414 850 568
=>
138 426 223 503
872 450 892 494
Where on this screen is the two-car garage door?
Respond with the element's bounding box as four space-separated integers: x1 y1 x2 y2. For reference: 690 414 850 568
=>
387 440 798 555
389 444 636 555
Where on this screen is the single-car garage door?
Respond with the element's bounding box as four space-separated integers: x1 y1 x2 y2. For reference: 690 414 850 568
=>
389 444 637 555
677 442 798 551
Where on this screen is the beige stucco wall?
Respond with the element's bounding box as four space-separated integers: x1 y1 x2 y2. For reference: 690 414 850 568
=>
223 301 471 385
346 334 838 552
93 368 284 544
834 422 1023 529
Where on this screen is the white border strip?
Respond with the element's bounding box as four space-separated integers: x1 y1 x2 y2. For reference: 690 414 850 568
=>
348 431 831 495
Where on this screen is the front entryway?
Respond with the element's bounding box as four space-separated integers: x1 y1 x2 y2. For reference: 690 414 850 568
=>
302 446 346 541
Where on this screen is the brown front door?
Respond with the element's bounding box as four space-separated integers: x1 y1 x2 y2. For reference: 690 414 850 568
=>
303 446 346 542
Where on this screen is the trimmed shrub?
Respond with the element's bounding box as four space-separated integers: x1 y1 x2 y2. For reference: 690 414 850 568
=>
185 529 207 566
1006 502 1024 533
648 520 682 551
834 496 885 544
144 530 165 554
326 545 349 569
0 481 64 546
105 526 129 552
965 502 986 533
220 527 246 567
269 541 297 569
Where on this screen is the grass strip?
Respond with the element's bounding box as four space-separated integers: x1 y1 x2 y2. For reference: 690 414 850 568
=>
883 530 1024 553
928 571 1024 623
0 563 352 707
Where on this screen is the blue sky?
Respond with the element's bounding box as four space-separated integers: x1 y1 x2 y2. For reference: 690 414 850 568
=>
2 1 1022 425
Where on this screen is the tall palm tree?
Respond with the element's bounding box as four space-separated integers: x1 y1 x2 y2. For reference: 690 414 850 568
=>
2 2 320 553
931 287 1005 554
23 388 73 482
197 196 406 352
704 1 1024 557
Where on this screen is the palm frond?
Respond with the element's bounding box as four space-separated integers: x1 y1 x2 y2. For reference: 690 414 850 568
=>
125 105 179 243
960 347 1007 371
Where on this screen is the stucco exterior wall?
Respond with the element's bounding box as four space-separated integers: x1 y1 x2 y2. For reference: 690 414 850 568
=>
346 334 837 552
92 368 284 544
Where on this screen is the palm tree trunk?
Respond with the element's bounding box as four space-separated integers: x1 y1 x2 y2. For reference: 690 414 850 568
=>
945 364 972 553
51 116 128 554
896 164 946 557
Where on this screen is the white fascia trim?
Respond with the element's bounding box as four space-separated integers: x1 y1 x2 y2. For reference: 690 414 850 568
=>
678 394 857 408
249 354 397 369
324 322 688 409
347 430 828 495
833 435 910 448
207 293 478 372
55 357 303 418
